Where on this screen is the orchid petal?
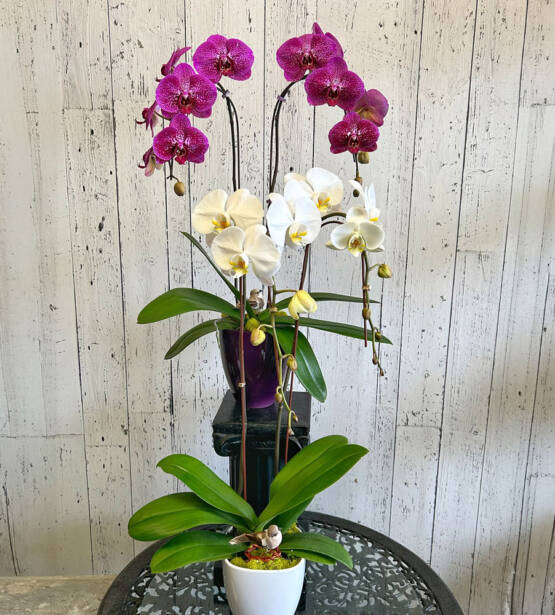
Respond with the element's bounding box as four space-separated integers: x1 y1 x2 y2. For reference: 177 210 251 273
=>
226 189 264 230
284 172 306 184
211 226 245 276
284 179 312 208
346 206 369 225
294 197 321 244
329 222 357 250
266 194 294 248
243 225 281 286
192 189 228 234
359 222 385 250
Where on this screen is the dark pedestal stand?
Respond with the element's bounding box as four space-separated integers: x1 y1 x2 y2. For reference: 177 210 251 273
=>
212 390 311 515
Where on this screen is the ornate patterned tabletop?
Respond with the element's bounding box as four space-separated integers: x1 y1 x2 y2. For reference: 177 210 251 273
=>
98 512 462 615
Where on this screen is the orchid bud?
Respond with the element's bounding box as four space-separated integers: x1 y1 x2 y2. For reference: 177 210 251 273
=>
174 181 186 196
287 356 298 371
378 263 392 279
245 317 259 332
358 152 370 164
250 326 266 347
288 290 317 320
375 330 382 341
362 307 371 320
275 391 283 404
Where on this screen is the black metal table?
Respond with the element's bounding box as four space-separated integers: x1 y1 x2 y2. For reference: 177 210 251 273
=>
98 512 462 615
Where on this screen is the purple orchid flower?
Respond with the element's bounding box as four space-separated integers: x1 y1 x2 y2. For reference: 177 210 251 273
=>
156 63 217 118
136 101 159 135
138 146 163 176
305 57 364 110
354 89 389 126
328 112 380 154
276 23 343 82
161 46 191 76
193 34 254 82
152 114 209 164
311 22 343 57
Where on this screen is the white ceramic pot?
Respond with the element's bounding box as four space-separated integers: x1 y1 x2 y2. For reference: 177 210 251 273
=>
223 557 306 615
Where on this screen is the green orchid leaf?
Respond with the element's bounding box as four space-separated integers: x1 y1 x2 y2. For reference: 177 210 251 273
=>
275 292 378 311
165 318 236 360
128 493 249 541
150 530 247 573
181 231 240 300
270 435 348 499
280 533 353 569
271 499 312 533
138 288 239 324
286 549 336 565
274 327 327 402
275 316 392 345
157 454 257 528
257 439 368 529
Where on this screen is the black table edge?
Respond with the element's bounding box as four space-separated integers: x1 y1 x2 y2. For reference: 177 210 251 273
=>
98 511 463 615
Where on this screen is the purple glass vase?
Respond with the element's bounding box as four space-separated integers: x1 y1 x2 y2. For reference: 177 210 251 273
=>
218 329 279 409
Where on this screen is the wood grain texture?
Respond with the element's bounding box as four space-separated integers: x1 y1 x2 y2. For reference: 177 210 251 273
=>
0 2 553 611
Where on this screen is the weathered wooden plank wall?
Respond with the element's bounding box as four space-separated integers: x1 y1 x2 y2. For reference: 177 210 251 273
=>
0 0 553 612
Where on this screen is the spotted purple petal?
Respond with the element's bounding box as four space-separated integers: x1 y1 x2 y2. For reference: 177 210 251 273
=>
193 34 254 82
152 113 208 165
311 22 343 57
328 112 380 154
155 63 216 118
305 57 364 111
161 46 191 76
276 29 341 82
136 101 159 135
355 89 389 126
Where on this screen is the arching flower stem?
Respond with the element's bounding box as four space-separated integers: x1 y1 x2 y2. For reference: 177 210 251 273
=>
268 75 307 193
216 83 241 191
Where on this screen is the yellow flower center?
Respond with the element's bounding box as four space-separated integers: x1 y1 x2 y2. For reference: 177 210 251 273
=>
290 229 308 244
229 255 248 275
212 214 231 231
348 233 366 254
317 194 331 211
369 215 379 222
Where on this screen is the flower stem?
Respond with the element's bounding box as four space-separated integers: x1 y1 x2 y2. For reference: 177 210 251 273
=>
268 75 307 193
284 245 310 463
217 83 241 191
238 276 247 500
362 251 385 376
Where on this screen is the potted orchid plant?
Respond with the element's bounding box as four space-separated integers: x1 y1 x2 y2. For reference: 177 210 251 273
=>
130 22 392 615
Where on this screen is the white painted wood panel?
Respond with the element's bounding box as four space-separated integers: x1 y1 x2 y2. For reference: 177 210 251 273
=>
0 1 553 612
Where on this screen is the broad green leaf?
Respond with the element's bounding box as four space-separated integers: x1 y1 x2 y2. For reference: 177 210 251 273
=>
280 533 353 569
286 549 336 565
276 316 392 345
274 327 327 402
275 292 378 311
150 530 247 573
271 499 312 532
181 231 239 300
257 443 368 529
128 493 249 541
158 454 257 527
138 288 239 324
270 436 347 499
165 318 236 360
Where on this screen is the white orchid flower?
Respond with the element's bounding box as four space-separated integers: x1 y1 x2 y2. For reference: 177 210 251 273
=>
266 194 321 249
349 180 380 222
211 224 281 286
327 206 385 257
284 167 343 215
192 189 264 244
